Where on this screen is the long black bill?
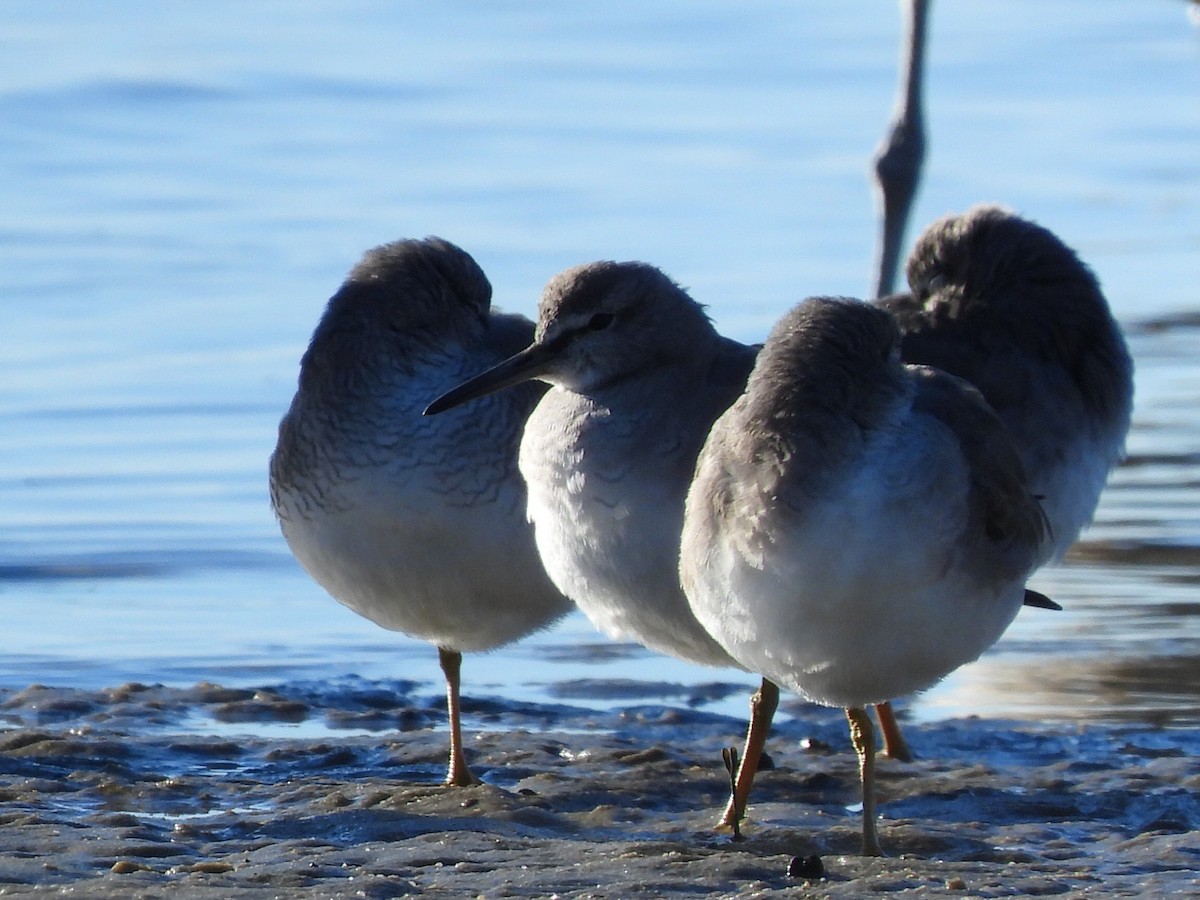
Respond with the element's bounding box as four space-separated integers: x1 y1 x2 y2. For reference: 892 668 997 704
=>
424 341 558 415
1023 589 1062 611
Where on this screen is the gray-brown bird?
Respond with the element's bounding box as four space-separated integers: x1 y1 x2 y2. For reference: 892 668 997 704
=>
270 237 570 786
680 296 1050 856
426 261 775 828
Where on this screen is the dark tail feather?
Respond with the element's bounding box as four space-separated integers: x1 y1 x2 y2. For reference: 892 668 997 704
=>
1023 589 1062 611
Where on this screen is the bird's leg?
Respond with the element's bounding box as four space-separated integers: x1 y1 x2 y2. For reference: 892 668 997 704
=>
437 647 480 786
871 0 930 298
874 701 915 762
721 747 744 841
846 706 883 857
718 677 780 828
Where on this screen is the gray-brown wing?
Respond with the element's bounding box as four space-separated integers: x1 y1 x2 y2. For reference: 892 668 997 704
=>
909 366 1049 553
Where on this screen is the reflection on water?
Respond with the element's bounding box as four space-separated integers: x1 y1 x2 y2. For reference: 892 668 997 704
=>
920 560 1200 727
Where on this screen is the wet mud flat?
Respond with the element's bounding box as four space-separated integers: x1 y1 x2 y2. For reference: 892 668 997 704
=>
1 680 1197 898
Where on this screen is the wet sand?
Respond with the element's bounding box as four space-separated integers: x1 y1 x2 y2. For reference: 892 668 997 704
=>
2 681 1197 898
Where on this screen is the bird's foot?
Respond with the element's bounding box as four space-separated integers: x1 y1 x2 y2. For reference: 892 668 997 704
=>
718 746 745 840
443 758 481 787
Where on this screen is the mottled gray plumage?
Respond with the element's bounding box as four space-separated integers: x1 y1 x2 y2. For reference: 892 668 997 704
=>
429 260 755 666
879 205 1133 561
427 260 773 827
270 237 569 785
681 296 1048 855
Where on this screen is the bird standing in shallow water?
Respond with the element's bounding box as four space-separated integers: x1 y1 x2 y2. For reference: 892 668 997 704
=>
426 261 777 828
869 205 1134 760
270 237 570 786
680 296 1049 856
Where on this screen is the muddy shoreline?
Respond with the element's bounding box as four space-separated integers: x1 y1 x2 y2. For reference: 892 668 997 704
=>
1 680 1197 897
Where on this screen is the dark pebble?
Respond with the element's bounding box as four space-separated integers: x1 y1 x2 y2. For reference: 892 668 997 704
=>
786 854 824 880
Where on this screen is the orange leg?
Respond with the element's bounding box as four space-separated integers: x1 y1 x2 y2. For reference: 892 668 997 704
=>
718 678 780 828
846 706 883 857
438 647 481 786
874 701 914 762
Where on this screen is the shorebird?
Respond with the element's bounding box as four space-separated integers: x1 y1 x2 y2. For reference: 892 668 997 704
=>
869 207 1134 761
269 237 570 786
426 261 777 829
883 205 1134 564
679 296 1050 856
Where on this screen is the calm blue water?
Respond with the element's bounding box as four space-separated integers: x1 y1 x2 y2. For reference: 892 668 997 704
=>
3 1 1199 729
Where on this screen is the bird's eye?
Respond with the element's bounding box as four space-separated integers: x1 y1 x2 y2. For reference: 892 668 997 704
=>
587 312 614 331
